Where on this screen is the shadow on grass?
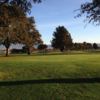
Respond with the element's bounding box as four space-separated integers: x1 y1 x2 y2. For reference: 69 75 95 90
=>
0 77 100 86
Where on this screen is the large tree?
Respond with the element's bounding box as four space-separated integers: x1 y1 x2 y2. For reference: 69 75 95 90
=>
51 26 73 52
16 20 42 55
78 0 100 24
0 4 25 56
0 5 42 56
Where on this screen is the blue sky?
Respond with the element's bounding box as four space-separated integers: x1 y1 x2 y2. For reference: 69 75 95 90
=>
30 0 100 44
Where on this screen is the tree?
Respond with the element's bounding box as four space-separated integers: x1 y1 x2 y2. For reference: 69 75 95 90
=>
38 44 47 53
19 29 42 55
86 43 93 50
0 4 26 56
93 43 98 49
51 26 73 52
0 5 42 56
73 43 83 50
16 17 42 55
82 42 88 50
77 0 100 24
0 0 42 13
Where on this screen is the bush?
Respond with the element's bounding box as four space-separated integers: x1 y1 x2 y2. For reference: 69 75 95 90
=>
11 49 25 54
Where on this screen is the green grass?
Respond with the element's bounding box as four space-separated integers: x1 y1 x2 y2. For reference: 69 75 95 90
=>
0 53 100 100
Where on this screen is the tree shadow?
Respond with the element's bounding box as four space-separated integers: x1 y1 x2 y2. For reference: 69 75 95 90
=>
0 77 100 86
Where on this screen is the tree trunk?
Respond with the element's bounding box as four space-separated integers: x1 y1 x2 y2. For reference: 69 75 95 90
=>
6 47 9 57
60 47 64 52
27 50 31 55
27 47 31 55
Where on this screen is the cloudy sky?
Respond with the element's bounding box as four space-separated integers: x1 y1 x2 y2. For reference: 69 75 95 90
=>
30 0 100 44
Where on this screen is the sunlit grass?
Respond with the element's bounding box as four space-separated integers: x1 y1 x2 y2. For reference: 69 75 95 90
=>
0 53 100 99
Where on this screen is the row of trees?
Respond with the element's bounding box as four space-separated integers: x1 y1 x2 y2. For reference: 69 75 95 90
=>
0 21 99 56
0 0 100 56
72 42 98 50
51 26 99 52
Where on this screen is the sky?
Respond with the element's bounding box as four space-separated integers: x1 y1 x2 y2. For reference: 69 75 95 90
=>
30 0 100 44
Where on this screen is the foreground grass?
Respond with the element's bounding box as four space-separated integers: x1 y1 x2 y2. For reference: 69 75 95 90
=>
0 53 100 99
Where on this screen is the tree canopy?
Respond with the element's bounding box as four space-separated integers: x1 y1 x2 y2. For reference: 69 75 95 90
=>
38 44 47 50
0 0 42 13
0 4 25 56
0 5 42 56
51 26 73 52
78 0 100 24
93 43 98 49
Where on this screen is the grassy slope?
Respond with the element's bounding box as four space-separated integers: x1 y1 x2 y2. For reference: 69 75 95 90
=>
0 54 100 100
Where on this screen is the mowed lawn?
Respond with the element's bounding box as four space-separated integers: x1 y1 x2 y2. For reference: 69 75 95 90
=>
0 53 100 100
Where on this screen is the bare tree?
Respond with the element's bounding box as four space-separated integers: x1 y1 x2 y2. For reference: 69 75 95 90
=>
77 0 100 24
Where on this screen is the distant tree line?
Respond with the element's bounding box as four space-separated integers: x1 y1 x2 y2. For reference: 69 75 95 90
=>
51 26 99 52
8 25 100 55
72 42 99 50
